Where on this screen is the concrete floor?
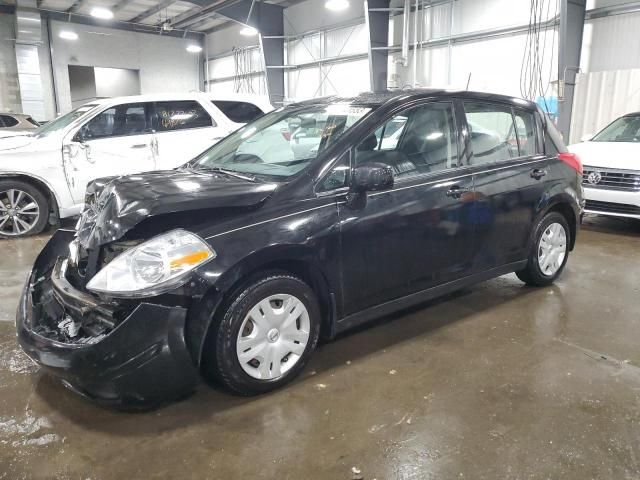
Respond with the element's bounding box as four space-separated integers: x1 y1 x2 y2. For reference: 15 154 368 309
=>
1 216 639 479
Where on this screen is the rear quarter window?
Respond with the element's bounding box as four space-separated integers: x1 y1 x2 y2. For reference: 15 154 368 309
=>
0 115 18 127
212 101 265 124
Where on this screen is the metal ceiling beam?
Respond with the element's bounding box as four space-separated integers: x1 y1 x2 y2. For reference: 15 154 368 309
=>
183 13 221 31
130 0 175 23
171 0 229 28
557 0 586 141
66 0 87 13
40 9 204 39
210 0 285 105
201 0 303 34
112 0 136 13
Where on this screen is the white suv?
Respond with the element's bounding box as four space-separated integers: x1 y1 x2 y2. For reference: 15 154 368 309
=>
569 112 640 220
0 93 271 238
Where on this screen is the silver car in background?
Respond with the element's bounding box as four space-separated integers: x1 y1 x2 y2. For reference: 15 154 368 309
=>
0 113 40 138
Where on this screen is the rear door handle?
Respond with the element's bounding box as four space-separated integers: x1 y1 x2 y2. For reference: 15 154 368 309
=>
446 185 471 199
130 143 148 149
531 168 547 179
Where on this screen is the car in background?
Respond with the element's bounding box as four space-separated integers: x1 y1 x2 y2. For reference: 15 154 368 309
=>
0 113 40 138
569 112 640 220
0 93 271 238
16 90 582 407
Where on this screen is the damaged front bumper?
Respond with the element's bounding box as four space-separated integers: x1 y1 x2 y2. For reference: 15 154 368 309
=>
16 230 199 407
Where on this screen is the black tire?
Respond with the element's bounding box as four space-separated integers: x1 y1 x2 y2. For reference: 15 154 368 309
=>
202 272 321 396
0 179 49 239
516 211 570 287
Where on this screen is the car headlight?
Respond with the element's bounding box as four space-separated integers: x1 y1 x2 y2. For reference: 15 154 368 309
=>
86 229 215 297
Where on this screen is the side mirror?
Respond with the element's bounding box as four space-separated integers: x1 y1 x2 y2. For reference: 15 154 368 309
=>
580 133 593 142
351 162 394 193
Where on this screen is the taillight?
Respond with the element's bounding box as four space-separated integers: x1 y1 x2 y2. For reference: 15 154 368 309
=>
558 152 583 175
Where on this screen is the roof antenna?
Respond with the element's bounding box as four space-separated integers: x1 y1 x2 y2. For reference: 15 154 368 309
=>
466 73 471 90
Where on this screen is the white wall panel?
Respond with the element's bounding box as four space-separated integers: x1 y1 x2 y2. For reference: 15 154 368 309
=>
451 0 551 34
287 34 322 65
321 59 371 96
569 69 640 144
283 0 364 36
205 26 258 57
0 13 22 114
286 67 321 100
325 23 368 57
209 55 236 79
391 28 557 96
389 2 452 46
580 11 640 72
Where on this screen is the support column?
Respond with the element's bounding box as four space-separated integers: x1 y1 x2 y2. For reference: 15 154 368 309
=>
14 0 46 120
216 0 285 106
557 0 586 141
365 0 390 92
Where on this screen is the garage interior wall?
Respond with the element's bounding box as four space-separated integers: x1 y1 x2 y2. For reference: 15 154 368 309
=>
0 13 203 120
569 4 640 142
206 0 559 102
0 13 22 113
0 12 56 120
49 20 202 114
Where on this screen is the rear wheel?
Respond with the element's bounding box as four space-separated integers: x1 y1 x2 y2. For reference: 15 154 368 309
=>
516 212 570 286
202 273 321 396
0 180 49 238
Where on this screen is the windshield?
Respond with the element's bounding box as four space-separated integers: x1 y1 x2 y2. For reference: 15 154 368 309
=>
592 115 640 143
34 104 98 138
190 103 373 179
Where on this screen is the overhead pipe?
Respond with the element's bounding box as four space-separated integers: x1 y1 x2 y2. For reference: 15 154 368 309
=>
412 0 418 86
401 0 410 66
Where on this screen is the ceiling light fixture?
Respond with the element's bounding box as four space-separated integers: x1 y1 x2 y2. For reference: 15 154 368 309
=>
325 0 349 11
186 45 203 53
239 26 258 36
59 30 78 40
90 7 113 19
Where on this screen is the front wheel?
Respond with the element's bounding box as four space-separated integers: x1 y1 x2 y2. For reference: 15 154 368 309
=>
203 273 321 396
516 212 570 286
0 180 50 239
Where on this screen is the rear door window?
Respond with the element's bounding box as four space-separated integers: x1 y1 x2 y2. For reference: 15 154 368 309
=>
154 101 214 132
464 102 520 165
80 103 151 140
212 100 265 124
513 110 539 156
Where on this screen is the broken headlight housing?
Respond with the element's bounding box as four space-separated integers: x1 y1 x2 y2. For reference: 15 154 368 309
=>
86 229 215 297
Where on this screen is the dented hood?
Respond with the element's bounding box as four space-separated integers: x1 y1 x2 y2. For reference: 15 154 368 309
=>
77 168 279 248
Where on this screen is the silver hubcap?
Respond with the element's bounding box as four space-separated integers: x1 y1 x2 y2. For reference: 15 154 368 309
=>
236 294 310 380
538 222 567 277
0 189 40 236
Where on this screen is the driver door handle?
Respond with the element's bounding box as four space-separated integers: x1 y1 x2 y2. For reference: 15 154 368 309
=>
130 143 148 149
531 168 547 180
446 185 471 199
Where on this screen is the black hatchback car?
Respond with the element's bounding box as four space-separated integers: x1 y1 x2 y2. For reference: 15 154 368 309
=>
17 90 583 407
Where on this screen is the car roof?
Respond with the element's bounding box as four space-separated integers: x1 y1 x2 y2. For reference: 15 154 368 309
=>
289 89 538 110
622 112 640 117
80 92 273 112
0 112 31 118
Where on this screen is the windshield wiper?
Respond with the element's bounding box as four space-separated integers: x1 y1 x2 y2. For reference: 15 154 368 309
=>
199 167 257 182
